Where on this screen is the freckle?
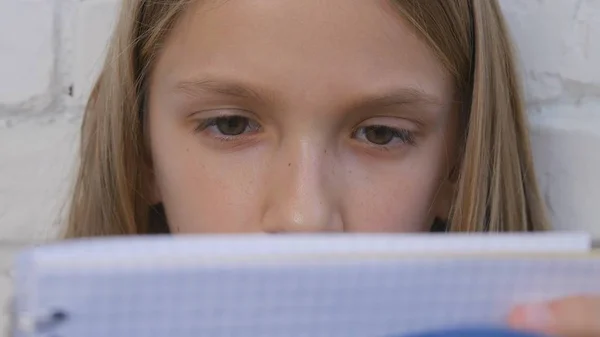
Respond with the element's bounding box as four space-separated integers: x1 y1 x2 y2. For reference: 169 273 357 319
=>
288 162 291 167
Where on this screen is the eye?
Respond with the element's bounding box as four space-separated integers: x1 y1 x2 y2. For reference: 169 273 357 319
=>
214 116 250 135
195 115 261 137
353 125 415 146
363 126 395 145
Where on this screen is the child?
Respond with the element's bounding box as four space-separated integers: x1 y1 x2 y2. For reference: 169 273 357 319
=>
64 0 600 335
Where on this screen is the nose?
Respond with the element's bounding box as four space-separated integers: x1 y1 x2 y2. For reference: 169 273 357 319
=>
261 139 343 233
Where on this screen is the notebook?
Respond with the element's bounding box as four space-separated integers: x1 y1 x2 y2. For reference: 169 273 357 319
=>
9 232 600 337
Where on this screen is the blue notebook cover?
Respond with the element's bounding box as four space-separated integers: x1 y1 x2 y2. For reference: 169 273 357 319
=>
9 233 600 337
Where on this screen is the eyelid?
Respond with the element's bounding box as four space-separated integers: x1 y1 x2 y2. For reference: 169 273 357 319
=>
355 116 418 132
353 125 415 143
189 108 253 119
351 116 418 148
194 115 261 133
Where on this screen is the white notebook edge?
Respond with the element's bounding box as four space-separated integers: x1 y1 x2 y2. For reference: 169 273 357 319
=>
15 232 594 272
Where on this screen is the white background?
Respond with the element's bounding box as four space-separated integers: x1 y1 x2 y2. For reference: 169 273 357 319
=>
1 0 600 333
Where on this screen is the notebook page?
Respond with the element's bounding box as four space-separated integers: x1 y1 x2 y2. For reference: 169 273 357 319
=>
12 233 599 337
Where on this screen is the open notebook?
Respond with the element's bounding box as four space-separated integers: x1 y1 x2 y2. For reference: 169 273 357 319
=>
10 233 600 337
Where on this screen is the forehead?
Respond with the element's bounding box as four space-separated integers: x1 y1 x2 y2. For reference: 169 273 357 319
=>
152 0 453 104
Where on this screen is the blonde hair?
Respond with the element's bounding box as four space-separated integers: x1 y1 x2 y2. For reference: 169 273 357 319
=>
65 0 548 238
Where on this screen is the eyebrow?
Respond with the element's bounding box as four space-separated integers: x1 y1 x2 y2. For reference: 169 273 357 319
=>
174 78 269 103
174 78 450 111
352 87 448 110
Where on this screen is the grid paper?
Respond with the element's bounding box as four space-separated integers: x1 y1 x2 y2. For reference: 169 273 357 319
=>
11 234 600 337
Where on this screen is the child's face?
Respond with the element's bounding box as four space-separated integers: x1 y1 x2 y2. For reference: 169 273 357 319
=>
147 0 458 233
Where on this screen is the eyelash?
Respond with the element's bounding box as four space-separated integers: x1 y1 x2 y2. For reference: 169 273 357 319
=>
194 115 416 148
194 116 261 141
352 125 416 149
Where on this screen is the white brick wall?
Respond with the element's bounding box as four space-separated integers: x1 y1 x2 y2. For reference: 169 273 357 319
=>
0 0 599 333
0 1 54 109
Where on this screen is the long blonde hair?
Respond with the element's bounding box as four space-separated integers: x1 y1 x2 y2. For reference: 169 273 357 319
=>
64 0 548 238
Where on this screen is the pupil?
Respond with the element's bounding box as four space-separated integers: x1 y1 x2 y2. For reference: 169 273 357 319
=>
365 126 393 145
216 117 248 135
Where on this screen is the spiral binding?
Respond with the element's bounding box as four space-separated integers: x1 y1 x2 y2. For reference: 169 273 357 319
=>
6 296 68 336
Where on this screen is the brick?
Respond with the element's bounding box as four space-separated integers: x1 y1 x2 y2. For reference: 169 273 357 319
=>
0 119 78 242
72 0 120 104
500 0 600 104
0 1 54 107
0 243 26 337
530 106 600 237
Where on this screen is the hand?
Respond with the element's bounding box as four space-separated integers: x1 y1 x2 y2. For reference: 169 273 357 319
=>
508 296 600 337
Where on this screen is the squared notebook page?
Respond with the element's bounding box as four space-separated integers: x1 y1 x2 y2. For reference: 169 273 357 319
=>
11 232 599 337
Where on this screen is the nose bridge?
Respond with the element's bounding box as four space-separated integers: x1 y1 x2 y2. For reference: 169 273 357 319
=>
263 137 340 233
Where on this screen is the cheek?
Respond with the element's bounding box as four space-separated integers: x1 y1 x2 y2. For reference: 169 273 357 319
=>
342 136 452 233
148 114 267 233
147 105 456 234
342 163 444 232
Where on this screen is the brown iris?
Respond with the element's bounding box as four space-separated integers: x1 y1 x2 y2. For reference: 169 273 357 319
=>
215 116 249 135
364 126 395 145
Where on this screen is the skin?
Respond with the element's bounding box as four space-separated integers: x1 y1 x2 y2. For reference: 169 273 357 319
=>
509 296 600 337
148 0 458 234
145 0 600 335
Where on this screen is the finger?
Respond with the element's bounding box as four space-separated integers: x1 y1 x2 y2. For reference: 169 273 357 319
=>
508 296 600 337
